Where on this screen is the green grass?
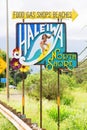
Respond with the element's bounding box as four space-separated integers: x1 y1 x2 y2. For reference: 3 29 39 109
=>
0 88 57 130
60 89 87 130
0 113 17 130
0 87 87 130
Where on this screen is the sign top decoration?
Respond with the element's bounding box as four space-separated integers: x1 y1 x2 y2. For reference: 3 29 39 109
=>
12 9 78 21
15 22 78 70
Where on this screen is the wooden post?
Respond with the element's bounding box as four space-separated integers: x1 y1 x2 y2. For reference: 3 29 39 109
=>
22 19 25 115
22 73 25 115
6 0 9 101
40 65 42 128
57 69 60 130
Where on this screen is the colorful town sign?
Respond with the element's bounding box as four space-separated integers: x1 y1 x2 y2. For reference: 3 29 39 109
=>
0 58 7 74
16 22 78 70
12 9 78 21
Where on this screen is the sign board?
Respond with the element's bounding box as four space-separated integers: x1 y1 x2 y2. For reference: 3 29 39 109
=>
12 9 78 21
16 22 78 70
0 58 7 74
0 78 6 83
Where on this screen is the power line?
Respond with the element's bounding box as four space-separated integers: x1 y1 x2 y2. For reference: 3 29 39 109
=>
78 46 87 56
79 57 87 66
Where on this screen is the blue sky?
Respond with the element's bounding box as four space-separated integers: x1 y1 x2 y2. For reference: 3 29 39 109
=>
0 0 87 62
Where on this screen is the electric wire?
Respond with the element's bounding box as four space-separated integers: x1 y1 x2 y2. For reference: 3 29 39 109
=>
78 46 87 56
79 57 87 66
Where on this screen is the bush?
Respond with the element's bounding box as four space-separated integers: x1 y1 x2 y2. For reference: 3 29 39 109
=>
61 74 78 88
47 105 71 122
18 69 79 100
47 105 58 122
62 112 87 130
80 81 87 92
62 95 74 105
60 105 71 121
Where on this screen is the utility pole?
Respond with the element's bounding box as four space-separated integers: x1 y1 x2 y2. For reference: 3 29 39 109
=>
6 0 9 101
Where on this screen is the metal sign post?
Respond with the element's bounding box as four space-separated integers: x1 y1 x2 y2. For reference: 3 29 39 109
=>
40 65 42 128
22 72 25 115
57 69 60 130
22 19 25 115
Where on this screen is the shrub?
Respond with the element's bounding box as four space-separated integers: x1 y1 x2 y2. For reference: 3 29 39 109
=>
47 105 71 122
64 113 87 130
18 69 79 100
80 81 87 92
60 105 71 121
62 95 74 105
47 105 58 122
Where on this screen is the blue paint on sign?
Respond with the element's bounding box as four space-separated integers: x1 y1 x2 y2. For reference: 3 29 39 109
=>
16 22 78 70
1 78 6 83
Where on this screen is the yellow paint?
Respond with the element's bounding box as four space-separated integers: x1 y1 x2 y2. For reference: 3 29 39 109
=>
22 96 25 106
0 58 7 74
38 43 50 61
12 9 78 21
72 9 78 21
